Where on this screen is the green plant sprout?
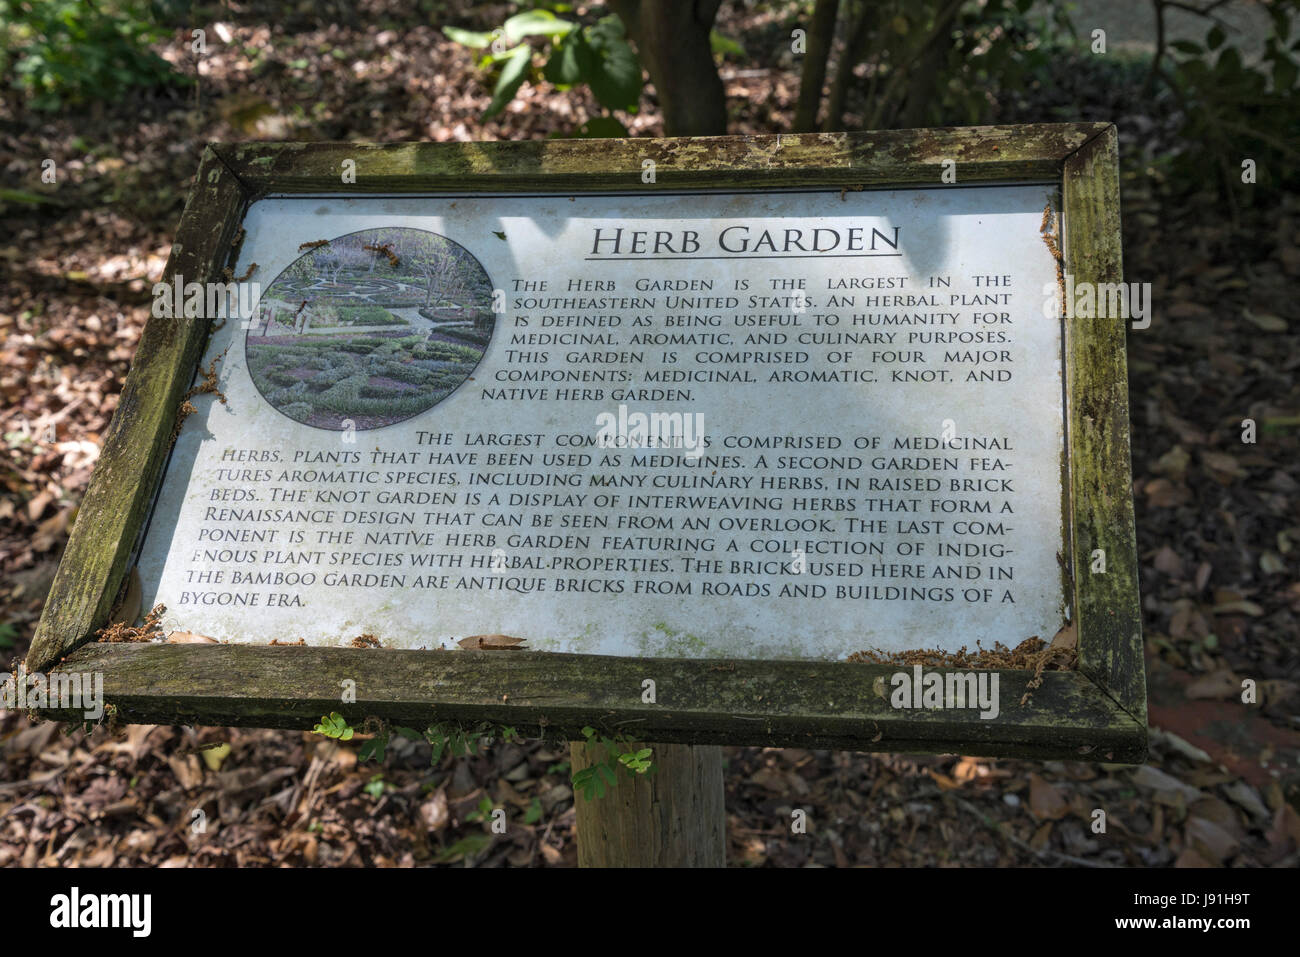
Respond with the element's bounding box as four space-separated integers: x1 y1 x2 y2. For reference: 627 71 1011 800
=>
312 712 354 740
571 726 653 801
350 720 524 767
318 716 650 801
465 795 495 823
363 774 388 799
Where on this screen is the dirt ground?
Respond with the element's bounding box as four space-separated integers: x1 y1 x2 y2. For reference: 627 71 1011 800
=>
1 1 1297 867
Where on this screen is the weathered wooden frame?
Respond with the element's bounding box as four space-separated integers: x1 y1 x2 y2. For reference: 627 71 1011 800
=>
29 125 1145 762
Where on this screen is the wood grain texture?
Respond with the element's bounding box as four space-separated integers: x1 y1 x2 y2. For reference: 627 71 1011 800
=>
213 125 1107 196
1062 125 1146 724
42 643 1145 761
571 741 725 867
27 148 248 672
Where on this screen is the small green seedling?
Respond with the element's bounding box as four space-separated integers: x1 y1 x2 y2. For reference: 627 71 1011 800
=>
312 712 354 740
572 726 654 800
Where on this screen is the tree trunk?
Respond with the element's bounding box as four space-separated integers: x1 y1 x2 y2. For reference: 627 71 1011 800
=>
610 0 728 136
793 0 840 132
571 740 726 867
823 2 874 132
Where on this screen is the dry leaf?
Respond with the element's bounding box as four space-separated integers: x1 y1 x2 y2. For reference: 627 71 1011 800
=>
166 631 219 644
1211 600 1263 616
420 788 449 831
927 769 960 791
1028 773 1069 820
1144 478 1192 508
109 568 142 626
31 507 71 551
1200 450 1248 483
458 634 527 650
1185 669 1240 700
201 743 232 772
1186 816 1240 863
1048 622 1077 651
1153 545 1184 577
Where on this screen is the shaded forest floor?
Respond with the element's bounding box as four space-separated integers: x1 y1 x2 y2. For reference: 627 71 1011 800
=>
1 1 1297 866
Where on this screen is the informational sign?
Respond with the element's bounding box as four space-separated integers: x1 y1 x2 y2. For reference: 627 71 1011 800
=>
138 186 1066 658
30 130 1144 761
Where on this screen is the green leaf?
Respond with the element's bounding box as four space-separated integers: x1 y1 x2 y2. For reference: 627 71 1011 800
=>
443 26 494 49
573 765 600 800
427 729 447 763
1216 46 1243 74
1171 40 1203 56
565 115 630 138
1206 25 1225 50
0 189 56 207
523 798 543 824
504 10 576 42
358 730 388 763
710 30 745 58
577 16 641 113
435 832 493 863
482 45 532 119
312 712 355 740
542 34 585 86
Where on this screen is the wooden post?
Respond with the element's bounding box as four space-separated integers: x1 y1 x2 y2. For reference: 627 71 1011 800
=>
570 741 726 867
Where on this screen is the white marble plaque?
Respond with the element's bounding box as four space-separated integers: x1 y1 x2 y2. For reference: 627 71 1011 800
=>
136 185 1068 658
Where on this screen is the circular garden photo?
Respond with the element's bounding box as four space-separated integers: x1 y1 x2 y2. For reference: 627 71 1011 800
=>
245 227 495 430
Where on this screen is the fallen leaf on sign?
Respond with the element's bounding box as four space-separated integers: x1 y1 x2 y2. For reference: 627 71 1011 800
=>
1048 622 1077 651
458 634 527 650
166 631 219 644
